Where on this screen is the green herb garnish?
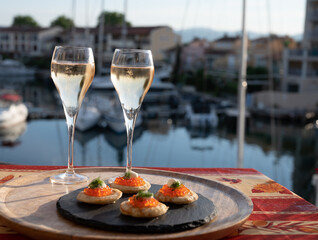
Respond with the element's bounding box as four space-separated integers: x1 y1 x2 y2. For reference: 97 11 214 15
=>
170 180 181 189
136 190 153 199
124 171 131 179
88 177 105 189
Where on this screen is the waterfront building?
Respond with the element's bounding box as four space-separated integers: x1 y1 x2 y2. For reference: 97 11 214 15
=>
205 47 237 76
0 26 63 57
282 0 318 93
178 35 245 76
211 35 242 52
179 38 210 73
253 0 318 112
0 25 179 76
61 27 95 49
94 26 179 74
205 35 246 76
249 35 297 74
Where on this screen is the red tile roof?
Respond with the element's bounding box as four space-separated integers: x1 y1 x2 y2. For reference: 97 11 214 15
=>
214 35 241 42
66 26 168 36
205 48 234 55
0 26 49 33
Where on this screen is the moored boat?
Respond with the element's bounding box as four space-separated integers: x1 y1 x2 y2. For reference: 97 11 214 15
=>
76 106 101 132
185 103 218 128
0 59 35 77
0 94 28 129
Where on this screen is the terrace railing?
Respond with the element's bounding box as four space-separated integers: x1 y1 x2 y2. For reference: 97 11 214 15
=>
288 68 302 76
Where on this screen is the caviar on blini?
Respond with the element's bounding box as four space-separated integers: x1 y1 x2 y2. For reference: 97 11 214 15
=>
77 177 122 205
155 178 198 204
84 177 112 197
120 190 169 218
114 176 146 187
159 183 190 197
128 191 159 208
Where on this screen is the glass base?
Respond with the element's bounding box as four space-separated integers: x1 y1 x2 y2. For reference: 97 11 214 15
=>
50 172 89 185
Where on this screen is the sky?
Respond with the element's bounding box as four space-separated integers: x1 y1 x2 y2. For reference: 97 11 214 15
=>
0 0 306 36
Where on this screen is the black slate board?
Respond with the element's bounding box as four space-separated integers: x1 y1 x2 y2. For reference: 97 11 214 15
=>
56 184 217 233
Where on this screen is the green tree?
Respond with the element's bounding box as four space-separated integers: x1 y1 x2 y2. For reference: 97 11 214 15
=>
50 16 74 29
97 11 131 27
12 15 39 27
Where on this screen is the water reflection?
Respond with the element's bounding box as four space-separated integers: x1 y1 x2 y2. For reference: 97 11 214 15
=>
75 128 101 166
221 117 317 203
186 127 215 152
102 126 144 165
0 121 27 148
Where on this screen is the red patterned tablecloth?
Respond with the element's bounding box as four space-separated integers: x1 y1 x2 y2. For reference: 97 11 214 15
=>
0 165 317 239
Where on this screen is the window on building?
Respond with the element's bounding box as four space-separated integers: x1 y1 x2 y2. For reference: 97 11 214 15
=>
288 61 302 76
1 34 8 40
207 57 215 68
287 83 299 93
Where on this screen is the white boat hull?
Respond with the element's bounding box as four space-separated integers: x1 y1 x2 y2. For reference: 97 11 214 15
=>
185 104 218 128
76 106 101 132
0 103 28 128
0 59 35 77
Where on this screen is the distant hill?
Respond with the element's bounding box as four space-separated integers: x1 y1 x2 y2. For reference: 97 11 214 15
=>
292 34 303 42
176 27 303 43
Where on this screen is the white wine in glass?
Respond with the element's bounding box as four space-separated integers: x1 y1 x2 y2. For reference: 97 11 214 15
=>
110 49 154 175
50 46 95 184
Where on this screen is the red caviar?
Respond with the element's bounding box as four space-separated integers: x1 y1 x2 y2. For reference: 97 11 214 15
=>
114 176 145 187
159 184 190 197
84 186 112 197
128 195 159 208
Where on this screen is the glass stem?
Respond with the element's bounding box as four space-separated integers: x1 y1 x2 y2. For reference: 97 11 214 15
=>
65 113 77 175
123 107 139 173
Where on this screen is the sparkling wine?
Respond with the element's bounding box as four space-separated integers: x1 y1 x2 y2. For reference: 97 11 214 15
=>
51 62 95 117
110 66 154 110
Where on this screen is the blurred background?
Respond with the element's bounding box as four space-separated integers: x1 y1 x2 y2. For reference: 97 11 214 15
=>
1 0 318 206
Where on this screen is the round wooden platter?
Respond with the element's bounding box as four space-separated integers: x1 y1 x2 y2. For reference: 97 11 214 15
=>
0 167 253 240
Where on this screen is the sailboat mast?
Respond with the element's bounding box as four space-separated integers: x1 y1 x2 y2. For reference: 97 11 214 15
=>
72 0 76 41
98 0 105 76
85 0 90 44
237 0 248 168
122 0 128 48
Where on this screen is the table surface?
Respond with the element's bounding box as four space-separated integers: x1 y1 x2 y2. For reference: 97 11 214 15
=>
0 165 317 240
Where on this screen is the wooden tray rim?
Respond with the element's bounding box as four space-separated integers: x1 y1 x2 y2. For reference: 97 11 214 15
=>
0 167 253 240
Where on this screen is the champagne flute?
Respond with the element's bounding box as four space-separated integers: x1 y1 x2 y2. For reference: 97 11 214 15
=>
50 46 95 184
110 49 154 175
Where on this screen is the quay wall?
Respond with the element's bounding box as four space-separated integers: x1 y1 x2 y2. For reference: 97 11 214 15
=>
252 91 318 111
